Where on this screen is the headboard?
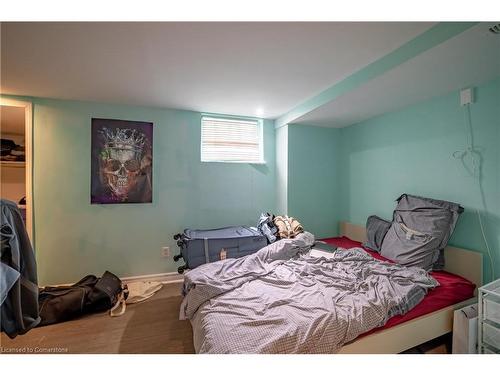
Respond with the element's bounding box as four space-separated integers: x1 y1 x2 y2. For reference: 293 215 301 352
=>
339 221 483 290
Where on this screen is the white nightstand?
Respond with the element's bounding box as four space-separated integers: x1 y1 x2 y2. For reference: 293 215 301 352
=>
478 278 500 353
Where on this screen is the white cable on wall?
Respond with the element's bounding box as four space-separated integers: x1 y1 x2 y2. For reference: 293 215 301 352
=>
452 100 496 281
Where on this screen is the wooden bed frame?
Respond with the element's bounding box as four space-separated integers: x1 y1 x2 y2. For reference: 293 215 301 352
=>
337 222 483 354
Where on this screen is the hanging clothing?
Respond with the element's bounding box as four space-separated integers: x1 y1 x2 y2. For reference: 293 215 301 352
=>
1 199 40 338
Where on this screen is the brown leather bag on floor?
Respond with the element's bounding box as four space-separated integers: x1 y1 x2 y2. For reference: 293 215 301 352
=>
273 215 304 239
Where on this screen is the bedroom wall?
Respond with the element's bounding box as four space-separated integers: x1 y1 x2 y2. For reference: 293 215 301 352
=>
339 77 500 283
4 78 497 285
287 124 342 238
25 97 276 285
275 124 288 215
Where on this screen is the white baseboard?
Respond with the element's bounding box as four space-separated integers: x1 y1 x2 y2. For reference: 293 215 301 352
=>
121 272 184 285
42 272 184 288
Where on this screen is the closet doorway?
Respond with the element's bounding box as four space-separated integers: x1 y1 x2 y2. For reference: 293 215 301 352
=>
0 98 33 241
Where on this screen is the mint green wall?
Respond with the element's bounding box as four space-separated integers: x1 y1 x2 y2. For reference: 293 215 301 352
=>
275 125 288 215
288 124 341 238
30 98 275 285
339 77 500 282
5 79 498 285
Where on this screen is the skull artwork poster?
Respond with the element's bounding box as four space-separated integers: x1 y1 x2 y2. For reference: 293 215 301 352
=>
91 119 153 204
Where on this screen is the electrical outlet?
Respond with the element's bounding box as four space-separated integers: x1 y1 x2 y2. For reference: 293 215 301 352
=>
161 246 170 257
460 88 473 106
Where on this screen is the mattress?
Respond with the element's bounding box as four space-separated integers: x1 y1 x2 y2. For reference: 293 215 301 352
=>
321 236 476 334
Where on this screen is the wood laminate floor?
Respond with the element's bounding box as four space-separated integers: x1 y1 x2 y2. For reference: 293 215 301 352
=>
1 283 194 354
1 282 450 354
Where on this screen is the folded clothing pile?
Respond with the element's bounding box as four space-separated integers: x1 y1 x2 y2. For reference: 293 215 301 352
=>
257 213 304 243
1 139 25 162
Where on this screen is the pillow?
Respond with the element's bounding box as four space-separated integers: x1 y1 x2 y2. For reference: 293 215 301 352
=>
364 215 391 253
381 219 442 270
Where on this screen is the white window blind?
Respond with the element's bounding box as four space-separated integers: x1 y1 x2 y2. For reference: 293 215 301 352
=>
201 116 264 163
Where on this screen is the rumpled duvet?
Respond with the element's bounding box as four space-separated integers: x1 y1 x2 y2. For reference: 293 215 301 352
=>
180 232 439 354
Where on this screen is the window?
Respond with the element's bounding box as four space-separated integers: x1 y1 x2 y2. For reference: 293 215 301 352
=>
201 116 264 163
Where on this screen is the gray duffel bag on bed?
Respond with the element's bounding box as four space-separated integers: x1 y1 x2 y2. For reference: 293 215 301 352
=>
380 194 464 271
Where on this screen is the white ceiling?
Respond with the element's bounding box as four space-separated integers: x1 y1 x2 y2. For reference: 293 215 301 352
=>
0 105 25 134
294 23 500 127
1 22 434 119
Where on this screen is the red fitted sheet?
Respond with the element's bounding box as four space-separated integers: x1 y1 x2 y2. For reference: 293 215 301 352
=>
320 236 475 333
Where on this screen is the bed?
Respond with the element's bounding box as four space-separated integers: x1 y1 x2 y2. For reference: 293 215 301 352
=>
336 222 481 354
181 222 482 354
